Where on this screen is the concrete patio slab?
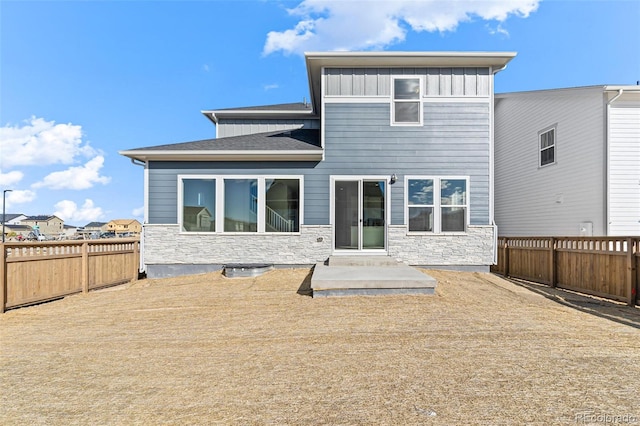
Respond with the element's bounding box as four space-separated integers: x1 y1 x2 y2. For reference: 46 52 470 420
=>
311 262 436 297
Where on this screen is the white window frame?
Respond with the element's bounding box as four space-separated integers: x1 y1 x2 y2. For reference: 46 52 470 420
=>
538 125 556 167
177 175 304 234
391 76 423 126
405 176 470 234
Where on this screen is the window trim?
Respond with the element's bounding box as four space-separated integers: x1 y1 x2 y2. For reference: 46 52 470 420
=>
177 174 304 234
391 76 423 126
405 176 470 234
538 125 557 168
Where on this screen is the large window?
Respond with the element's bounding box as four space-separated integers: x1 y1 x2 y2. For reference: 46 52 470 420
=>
392 77 422 125
182 179 215 232
539 127 556 167
224 179 258 232
179 176 302 233
406 177 469 233
265 179 300 232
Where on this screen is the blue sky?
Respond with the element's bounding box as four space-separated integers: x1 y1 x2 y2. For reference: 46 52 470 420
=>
1 0 638 226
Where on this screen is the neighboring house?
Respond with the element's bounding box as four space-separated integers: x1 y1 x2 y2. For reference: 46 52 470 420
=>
3 224 32 240
21 215 64 236
120 51 516 278
84 222 108 232
0 213 27 225
80 221 108 238
495 85 640 236
106 219 142 236
60 224 79 238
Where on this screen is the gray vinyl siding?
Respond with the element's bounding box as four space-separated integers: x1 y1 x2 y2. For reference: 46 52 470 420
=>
325 68 490 97
494 87 606 236
217 119 319 138
148 102 491 226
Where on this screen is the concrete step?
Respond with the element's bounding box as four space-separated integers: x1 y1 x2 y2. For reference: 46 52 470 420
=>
311 263 436 297
327 255 401 267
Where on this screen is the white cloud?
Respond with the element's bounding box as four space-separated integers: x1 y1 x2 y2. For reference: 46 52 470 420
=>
0 117 97 169
32 156 111 190
0 170 24 186
263 83 280 91
4 189 37 209
263 0 539 55
132 206 144 217
54 199 104 222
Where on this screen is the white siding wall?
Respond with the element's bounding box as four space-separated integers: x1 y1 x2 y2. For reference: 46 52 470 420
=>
494 87 606 236
609 100 640 235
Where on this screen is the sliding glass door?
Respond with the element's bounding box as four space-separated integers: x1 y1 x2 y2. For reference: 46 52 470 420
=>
334 178 386 251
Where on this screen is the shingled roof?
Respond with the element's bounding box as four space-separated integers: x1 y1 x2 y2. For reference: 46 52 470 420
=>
120 128 322 162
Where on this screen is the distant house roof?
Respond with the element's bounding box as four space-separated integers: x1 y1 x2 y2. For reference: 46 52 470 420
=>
109 219 141 225
24 215 62 222
0 213 23 223
85 221 107 228
184 206 212 216
120 128 322 162
5 224 32 232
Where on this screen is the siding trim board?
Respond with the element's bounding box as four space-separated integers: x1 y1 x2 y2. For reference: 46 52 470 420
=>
324 67 492 97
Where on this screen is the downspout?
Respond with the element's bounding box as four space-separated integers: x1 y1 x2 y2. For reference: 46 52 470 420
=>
605 89 624 236
490 64 508 265
130 158 148 274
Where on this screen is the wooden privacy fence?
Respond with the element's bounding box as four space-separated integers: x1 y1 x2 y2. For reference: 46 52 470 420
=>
492 236 639 306
1 239 140 313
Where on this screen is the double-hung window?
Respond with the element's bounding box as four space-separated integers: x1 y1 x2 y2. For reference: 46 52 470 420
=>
539 127 556 167
406 177 469 233
392 77 422 125
179 176 301 233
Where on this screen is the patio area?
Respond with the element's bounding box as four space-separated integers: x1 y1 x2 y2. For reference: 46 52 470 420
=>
1 268 639 425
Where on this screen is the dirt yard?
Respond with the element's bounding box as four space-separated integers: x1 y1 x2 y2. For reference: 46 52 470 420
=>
1 268 639 425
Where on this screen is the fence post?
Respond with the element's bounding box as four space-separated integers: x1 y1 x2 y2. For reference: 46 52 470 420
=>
627 237 637 307
503 239 510 277
82 242 89 294
549 237 556 288
132 240 139 282
0 243 6 314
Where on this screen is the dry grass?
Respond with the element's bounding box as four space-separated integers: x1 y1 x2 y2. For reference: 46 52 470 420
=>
1 268 639 425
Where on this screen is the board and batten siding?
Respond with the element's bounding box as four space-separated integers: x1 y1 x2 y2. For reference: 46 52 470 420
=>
325 67 490 97
217 119 319 138
147 101 491 227
494 87 606 236
609 100 640 235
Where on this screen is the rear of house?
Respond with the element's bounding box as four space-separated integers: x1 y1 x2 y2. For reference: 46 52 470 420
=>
494 85 640 236
121 51 515 278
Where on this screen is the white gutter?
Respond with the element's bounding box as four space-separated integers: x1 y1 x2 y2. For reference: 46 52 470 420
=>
128 157 148 274
490 63 509 264
605 88 624 235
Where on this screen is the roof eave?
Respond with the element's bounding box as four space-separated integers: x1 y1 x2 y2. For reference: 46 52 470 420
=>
201 109 318 124
118 150 323 162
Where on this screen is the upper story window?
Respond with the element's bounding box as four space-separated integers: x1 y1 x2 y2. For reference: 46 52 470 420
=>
539 127 556 167
392 77 422 126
